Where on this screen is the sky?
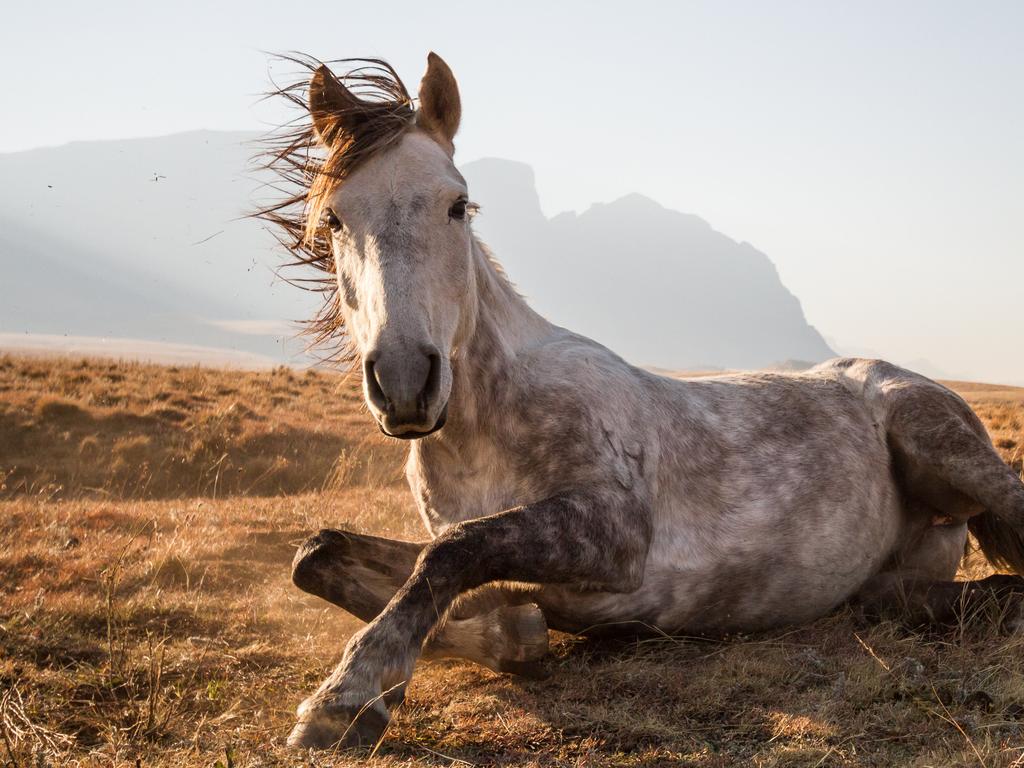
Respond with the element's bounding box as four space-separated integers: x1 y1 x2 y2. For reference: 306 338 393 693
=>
3 1 1022 382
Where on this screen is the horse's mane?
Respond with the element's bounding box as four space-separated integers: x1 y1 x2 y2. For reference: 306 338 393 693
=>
254 55 416 363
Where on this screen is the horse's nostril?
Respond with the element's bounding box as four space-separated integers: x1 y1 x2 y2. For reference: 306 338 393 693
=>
365 347 444 427
364 356 391 414
420 351 442 412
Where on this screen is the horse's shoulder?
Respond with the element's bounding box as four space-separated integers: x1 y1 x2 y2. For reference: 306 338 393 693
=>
499 332 658 489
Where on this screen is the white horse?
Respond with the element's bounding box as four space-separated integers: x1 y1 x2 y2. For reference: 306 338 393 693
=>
257 53 1024 749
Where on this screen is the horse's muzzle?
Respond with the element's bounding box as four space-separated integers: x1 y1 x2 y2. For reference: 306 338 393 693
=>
377 402 449 440
363 346 448 438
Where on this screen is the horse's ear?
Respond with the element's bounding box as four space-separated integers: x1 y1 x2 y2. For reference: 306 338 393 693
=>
417 52 461 150
309 64 359 146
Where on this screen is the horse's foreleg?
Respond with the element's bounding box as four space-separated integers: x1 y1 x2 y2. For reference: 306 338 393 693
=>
291 529 549 676
286 491 651 749
291 529 421 622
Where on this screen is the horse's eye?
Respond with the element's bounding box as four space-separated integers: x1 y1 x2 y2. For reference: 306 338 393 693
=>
448 199 468 221
325 208 342 232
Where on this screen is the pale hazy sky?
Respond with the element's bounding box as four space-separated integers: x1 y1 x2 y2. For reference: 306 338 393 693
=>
4 1 1022 382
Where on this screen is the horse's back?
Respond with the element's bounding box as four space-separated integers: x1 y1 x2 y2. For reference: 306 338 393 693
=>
649 356 981 529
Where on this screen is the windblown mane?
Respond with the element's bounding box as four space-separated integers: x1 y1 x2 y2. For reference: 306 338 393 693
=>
254 55 416 363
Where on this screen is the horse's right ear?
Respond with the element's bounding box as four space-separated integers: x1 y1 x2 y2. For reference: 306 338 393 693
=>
309 64 358 146
417 52 461 152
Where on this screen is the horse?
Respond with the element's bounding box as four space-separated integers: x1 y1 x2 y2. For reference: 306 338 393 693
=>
256 53 1024 750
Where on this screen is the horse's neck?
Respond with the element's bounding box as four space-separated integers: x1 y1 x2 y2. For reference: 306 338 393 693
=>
419 238 551 456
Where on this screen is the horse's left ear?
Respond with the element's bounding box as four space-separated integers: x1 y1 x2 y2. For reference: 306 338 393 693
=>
309 64 360 147
417 52 461 151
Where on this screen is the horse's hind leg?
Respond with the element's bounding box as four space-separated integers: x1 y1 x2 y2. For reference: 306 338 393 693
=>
856 571 1024 627
291 529 548 675
855 522 1024 626
883 371 1024 572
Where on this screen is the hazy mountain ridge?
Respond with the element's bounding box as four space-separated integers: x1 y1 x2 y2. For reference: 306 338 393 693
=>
463 158 834 370
0 133 833 369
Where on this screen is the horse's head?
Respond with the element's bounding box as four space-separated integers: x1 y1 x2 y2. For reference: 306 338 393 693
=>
304 54 472 439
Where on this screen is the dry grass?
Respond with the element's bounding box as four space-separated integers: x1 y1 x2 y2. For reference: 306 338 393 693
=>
2 354 1024 767
0 355 404 499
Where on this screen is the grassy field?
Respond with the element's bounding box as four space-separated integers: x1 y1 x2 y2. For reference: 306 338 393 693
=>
1 353 1023 767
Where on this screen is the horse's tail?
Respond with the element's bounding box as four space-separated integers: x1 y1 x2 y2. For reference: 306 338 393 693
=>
969 506 1024 575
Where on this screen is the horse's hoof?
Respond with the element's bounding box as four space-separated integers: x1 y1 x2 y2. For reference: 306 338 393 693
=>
291 529 354 597
498 658 551 680
1004 604 1024 635
505 603 550 661
286 715 344 750
286 698 391 750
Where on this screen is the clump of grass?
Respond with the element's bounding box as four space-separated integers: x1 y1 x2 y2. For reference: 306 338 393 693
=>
0 682 76 765
113 434 153 459
34 395 86 421
79 434 101 456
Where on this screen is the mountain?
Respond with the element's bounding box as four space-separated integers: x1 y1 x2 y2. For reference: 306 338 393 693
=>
0 132 832 370
463 158 834 370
